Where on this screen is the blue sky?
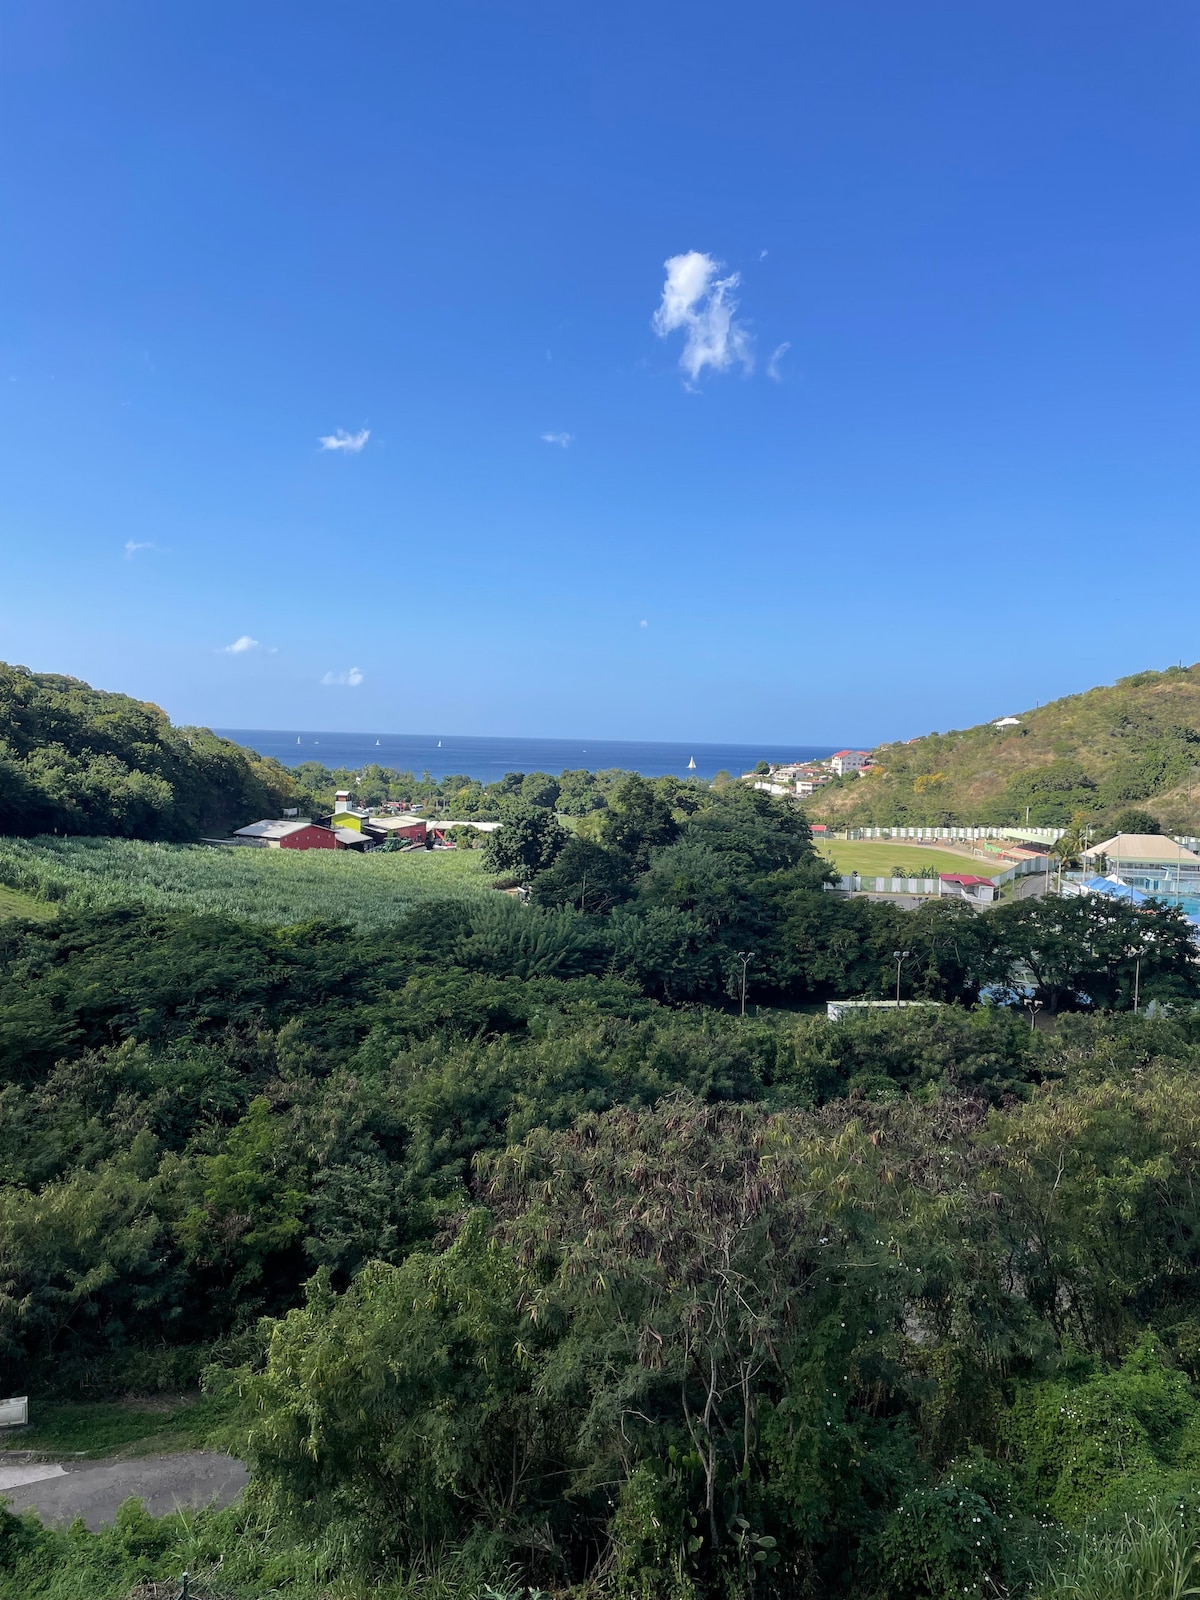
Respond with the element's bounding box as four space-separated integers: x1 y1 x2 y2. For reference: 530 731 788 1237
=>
2 1 1199 746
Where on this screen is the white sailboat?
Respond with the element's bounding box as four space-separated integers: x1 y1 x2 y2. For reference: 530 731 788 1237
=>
437 740 442 747
688 757 696 770
375 739 380 746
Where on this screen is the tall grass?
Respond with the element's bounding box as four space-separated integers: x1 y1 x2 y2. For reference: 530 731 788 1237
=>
0 836 493 932
1042 1500 1200 1600
0 1498 516 1600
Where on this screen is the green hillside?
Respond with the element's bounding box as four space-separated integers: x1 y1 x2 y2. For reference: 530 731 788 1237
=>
0 662 296 840
811 663 1200 830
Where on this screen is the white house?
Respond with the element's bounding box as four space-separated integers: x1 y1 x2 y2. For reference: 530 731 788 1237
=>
829 750 871 777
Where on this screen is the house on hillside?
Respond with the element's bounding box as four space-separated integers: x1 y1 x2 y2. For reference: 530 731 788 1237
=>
232 819 338 850
829 750 871 777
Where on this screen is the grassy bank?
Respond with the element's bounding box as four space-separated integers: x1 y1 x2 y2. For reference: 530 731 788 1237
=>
0 1396 224 1462
0 836 493 931
0 883 55 922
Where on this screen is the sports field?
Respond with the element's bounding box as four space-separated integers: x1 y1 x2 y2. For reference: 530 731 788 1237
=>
0 835 493 931
819 840 1000 880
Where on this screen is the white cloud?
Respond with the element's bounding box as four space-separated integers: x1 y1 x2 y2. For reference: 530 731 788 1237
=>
639 619 648 628
318 428 370 453
540 431 572 448
652 250 753 383
223 635 260 654
321 666 364 687
767 342 791 382
124 540 156 558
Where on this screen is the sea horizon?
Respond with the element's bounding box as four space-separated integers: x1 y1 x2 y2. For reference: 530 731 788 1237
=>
217 729 841 785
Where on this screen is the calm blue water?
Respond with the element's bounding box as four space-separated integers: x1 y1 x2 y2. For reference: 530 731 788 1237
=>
216 730 839 785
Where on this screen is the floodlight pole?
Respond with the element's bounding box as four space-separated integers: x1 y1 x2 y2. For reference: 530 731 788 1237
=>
1027 998 1043 1031
893 949 910 1006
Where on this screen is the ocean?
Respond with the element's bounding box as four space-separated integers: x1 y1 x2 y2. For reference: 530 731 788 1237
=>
216 730 839 785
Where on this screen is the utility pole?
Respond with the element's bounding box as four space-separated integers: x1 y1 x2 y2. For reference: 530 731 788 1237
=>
736 951 754 1016
893 949 910 1006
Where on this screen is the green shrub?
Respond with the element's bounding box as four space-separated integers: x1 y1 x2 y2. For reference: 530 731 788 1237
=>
878 1482 1006 1600
1009 1340 1200 1525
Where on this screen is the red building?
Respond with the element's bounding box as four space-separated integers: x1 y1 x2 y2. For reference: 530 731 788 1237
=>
234 819 339 850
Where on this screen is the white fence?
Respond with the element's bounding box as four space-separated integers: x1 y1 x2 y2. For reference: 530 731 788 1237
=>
835 855 1050 898
842 825 1066 844
838 876 940 895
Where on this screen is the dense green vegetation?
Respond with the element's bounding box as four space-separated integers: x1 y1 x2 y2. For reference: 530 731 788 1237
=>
0 834 492 929
0 663 296 840
6 774 1200 1597
813 662 1200 831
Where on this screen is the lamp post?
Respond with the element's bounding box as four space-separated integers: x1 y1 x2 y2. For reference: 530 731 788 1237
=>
736 951 754 1017
1128 932 1148 1014
1026 998 1044 1031
893 949 910 1006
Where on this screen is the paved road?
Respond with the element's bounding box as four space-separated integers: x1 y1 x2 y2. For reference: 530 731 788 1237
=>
1 1451 247 1530
1011 870 1053 900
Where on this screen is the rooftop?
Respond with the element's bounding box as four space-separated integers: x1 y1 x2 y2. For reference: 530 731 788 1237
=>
234 818 315 840
1088 834 1200 864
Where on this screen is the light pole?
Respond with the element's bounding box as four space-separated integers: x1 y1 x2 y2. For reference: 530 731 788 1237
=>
1026 997 1044 1031
736 951 754 1016
893 949 910 1006
1129 933 1148 1013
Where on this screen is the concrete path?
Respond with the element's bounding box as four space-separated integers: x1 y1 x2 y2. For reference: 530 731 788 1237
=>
0 1460 66 1491
1 1450 247 1530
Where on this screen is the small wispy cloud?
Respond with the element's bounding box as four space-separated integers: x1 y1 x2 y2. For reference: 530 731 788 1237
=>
639 619 648 628
124 540 156 559
321 666 364 687
223 635 260 654
540 432 572 448
652 250 753 384
767 342 791 382
318 428 370 453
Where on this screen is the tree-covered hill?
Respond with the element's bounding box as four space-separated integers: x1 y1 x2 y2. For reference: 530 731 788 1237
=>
0 662 296 840
811 662 1200 830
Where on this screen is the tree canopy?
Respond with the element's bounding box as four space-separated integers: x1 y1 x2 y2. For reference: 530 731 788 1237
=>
0 662 294 839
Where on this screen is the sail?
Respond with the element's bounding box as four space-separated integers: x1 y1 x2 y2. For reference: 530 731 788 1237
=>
688 757 696 769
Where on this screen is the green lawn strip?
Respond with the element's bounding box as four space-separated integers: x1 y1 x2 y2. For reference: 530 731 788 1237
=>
820 841 1002 879
0 1395 229 1461
0 883 56 922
